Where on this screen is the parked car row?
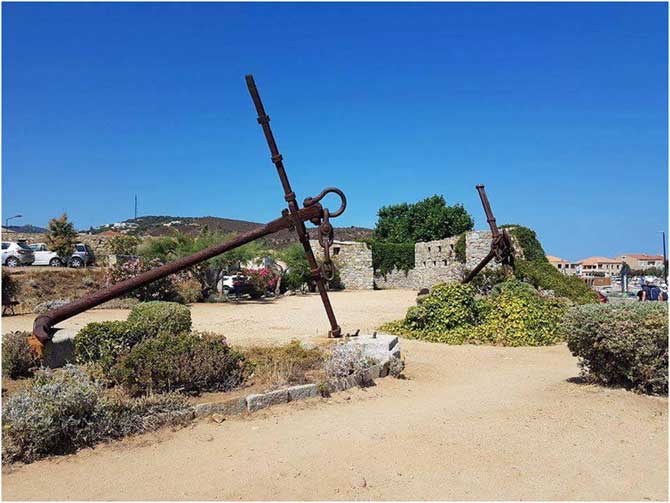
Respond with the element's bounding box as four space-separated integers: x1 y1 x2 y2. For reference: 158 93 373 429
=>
1 241 95 268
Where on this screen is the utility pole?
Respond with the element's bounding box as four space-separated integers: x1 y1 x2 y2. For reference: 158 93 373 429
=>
134 195 138 220
661 230 667 282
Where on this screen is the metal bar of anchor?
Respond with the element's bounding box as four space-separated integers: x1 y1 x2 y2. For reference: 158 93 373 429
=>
245 74 342 338
476 184 500 237
32 205 323 344
462 249 495 284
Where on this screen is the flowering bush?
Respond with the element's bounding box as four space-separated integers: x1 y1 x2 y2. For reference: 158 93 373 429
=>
106 257 179 302
243 267 279 298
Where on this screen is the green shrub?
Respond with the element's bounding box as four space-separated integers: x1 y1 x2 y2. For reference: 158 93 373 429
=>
454 233 466 264
2 331 39 378
111 332 248 396
467 266 508 295
500 225 545 262
514 259 597 304
476 280 568 346
369 240 415 276
74 321 143 371
404 283 479 332
2 365 190 464
126 301 192 339
382 280 567 347
562 303 668 395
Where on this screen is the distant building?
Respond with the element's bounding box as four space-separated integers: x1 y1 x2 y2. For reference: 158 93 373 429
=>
578 256 622 278
546 255 579 275
616 254 665 271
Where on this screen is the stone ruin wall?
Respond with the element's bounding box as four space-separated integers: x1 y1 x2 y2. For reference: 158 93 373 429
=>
374 230 516 290
310 240 374 290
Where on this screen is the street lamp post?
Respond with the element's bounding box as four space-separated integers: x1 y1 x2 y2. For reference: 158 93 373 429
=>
4 214 23 229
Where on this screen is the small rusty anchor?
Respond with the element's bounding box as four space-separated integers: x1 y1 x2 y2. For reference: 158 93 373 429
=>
462 184 515 284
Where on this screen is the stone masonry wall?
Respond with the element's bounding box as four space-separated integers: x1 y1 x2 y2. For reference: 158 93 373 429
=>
310 240 373 290
375 230 508 290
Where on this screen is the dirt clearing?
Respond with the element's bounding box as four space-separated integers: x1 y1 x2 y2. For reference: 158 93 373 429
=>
2 291 667 500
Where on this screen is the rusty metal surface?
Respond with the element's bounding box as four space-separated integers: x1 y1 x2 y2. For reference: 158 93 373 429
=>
462 184 515 284
32 75 349 346
245 74 343 337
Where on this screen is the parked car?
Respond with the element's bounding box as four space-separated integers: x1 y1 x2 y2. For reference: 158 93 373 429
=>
70 243 95 268
29 243 65 267
1 241 35 267
26 242 95 268
221 274 251 296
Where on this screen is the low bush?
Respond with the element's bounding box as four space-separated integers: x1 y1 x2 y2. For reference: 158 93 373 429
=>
562 303 668 395
2 270 19 306
2 331 39 379
403 283 479 333
175 277 203 303
74 321 143 372
382 280 567 346
243 340 324 388
514 259 597 305
126 301 192 339
2 365 190 464
475 281 568 346
111 332 248 396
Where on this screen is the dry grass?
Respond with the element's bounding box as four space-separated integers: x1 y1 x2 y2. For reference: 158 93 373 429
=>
4 268 106 314
240 340 328 390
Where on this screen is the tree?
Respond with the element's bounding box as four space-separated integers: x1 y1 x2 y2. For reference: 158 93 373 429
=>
108 235 141 256
137 230 267 299
373 195 474 243
46 214 77 259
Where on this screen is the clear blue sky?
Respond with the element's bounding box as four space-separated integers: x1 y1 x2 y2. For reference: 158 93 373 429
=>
3 2 667 261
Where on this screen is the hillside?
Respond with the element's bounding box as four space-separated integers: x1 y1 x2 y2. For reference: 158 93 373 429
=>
90 215 372 248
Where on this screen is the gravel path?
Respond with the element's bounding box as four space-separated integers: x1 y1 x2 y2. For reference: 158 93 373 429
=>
2 291 667 500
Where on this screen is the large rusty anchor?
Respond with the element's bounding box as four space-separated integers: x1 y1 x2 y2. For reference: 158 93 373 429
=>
31 74 347 354
462 184 515 284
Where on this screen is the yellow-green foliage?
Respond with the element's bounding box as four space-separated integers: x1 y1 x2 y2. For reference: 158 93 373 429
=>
381 280 567 346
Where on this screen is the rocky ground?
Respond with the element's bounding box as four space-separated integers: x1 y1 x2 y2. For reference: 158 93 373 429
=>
2 290 667 500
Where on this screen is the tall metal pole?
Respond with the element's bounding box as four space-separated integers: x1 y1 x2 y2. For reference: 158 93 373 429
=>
245 75 342 337
662 231 667 282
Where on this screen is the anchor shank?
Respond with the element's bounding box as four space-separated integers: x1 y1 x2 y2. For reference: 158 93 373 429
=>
245 74 342 337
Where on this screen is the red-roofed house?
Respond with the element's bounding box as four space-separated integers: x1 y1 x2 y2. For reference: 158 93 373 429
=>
617 254 665 270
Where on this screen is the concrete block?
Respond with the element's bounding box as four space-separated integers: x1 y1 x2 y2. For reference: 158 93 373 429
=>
194 397 247 418
379 359 391 378
42 329 76 368
362 364 380 383
287 384 318 401
246 389 289 412
347 333 401 363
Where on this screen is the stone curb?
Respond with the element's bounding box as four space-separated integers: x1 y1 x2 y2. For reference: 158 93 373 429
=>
192 362 394 420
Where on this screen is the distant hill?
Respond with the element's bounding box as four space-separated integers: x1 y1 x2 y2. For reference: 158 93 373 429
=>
4 224 48 234
89 215 373 249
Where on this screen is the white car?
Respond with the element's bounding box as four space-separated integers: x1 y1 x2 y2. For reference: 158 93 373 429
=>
28 243 65 267
2 241 35 267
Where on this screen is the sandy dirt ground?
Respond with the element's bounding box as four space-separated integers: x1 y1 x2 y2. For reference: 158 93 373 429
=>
2 291 668 501
1 290 416 346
